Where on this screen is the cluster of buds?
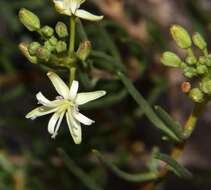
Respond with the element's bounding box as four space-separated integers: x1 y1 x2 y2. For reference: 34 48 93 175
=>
161 25 211 103
18 8 91 67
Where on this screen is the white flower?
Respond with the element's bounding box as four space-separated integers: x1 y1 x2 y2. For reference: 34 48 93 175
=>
53 0 104 21
26 72 106 144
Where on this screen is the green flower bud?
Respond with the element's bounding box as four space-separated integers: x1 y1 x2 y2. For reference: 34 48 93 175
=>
49 36 58 46
199 56 206 65
200 80 211 94
206 55 211 67
40 26 54 38
160 51 182 67
56 41 67 53
55 22 68 38
189 88 204 103
19 8 40 31
76 41 92 61
36 47 51 62
192 32 207 50
170 25 192 49
44 41 55 52
196 65 208 75
19 42 38 64
184 67 197 78
29 42 41 55
185 56 197 65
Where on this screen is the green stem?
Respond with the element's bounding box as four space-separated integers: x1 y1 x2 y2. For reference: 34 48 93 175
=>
69 16 76 55
69 67 76 86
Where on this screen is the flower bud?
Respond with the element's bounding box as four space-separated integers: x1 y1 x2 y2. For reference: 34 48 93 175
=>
200 80 211 94
199 56 206 65
19 8 40 31
192 32 207 50
161 51 182 67
185 56 197 65
206 55 211 67
55 22 68 38
76 41 92 61
36 47 51 62
196 65 208 75
56 41 67 53
170 25 192 49
19 42 38 64
189 88 204 103
40 26 54 38
29 42 41 55
184 67 197 78
49 36 58 46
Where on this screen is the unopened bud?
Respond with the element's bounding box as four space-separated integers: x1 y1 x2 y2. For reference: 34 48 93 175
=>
185 56 197 65
19 42 38 64
196 65 208 75
161 51 182 67
40 26 54 38
184 67 197 78
170 25 192 49
189 88 204 103
199 56 206 65
55 22 68 38
19 8 40 31
201 80 211 94
29 42 41 55
56 41 67 53
192 32 207 50
76 41 92 61
36 47 51 62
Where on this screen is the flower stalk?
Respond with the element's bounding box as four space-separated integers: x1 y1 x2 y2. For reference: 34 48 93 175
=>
69 16 76 55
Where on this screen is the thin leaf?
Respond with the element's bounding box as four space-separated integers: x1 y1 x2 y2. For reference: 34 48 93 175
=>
154 106 184 140
154 152 192 179
58 149 103 190
118 72 181 142
93 150 158 183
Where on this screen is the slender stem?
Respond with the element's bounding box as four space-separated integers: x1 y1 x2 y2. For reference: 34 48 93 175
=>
142 103 205 190
69 16 76 55
69 67 76 86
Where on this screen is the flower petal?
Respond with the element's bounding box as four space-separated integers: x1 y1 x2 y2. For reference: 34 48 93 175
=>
52 111 65 138
48 111 65 139
48 112 60 137
66 109 82 144
76 90 106 105
72 110 94 125
36 92 63 107
53 0 72 16
47 72 69 99
75 9 104 21
25 106 58 120
69 80 79 100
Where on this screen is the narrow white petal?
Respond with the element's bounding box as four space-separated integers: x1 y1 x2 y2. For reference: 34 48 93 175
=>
66 109 82 144
76 91 106 105
75 9 104 21
36 92 50 105
25 106 58 119
73 110 94 125
53 0 72 16
69 80 79 100
52 112 65 139
48 112 60 136
47 72 69 99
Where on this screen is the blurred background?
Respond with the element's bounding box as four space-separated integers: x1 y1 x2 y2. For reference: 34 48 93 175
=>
1 0 211 189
